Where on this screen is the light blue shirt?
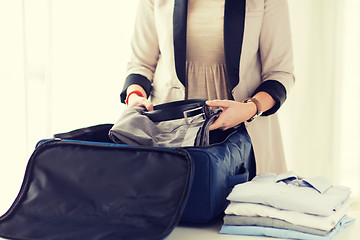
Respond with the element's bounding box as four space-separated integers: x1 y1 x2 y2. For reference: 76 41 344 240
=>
220 215 355 240
227 171 351 216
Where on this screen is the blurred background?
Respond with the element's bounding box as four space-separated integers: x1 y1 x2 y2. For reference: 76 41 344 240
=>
1 0 359 215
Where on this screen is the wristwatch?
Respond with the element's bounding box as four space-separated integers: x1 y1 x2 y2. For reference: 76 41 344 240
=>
243 97 263 122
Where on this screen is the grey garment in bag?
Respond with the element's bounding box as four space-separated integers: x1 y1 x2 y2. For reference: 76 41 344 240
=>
109 107 219 147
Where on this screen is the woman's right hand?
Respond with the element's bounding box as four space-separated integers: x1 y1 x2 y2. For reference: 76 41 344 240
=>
127 93 154 111
126 84 154 111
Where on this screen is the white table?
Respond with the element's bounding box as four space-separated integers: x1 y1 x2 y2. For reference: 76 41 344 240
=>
166 210 360 240
0 211 358 240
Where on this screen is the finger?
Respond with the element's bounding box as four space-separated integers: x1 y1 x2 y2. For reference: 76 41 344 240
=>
143 101 154 111
209 117 225 131
206 100 232 108
127 101 144 109
128 97 153 111
208 122 218 131
136 99 153 111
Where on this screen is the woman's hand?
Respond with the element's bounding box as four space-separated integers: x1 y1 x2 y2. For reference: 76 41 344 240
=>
206 100 257 130
127 94 154 111
126 84 153 111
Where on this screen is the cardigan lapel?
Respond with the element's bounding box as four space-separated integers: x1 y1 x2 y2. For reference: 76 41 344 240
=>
172 0 246 94
224 0 246 92
173 0 188 88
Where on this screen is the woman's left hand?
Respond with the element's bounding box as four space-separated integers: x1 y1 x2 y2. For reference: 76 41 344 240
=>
206 100 257 130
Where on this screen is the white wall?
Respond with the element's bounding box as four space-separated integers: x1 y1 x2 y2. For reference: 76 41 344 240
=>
280 0 340 179
0 0 28 216
281 0 360 197
0 0 139 215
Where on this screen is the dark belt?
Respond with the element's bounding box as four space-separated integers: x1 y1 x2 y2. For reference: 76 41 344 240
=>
143 99 211 122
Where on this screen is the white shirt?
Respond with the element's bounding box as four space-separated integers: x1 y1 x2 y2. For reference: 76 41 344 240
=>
227 172 351 216
225 201 350 232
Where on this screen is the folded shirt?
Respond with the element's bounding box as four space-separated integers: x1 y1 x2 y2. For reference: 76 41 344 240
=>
224 200 350 231
227 171 351 216
223 215 328 236
220 215 355 240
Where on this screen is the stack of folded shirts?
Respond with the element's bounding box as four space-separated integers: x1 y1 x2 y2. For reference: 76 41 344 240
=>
220 171 355 240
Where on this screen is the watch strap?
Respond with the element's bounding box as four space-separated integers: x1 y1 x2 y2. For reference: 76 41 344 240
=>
243 97 263 122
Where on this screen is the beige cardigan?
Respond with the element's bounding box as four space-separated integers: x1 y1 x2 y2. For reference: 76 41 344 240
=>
124 0 295 174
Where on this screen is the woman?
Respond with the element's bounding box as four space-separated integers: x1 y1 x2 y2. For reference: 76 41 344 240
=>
120 0 295 174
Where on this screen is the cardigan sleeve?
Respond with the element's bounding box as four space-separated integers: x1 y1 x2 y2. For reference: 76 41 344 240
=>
120 0 159 103
256 0 295 114
253 80 286 116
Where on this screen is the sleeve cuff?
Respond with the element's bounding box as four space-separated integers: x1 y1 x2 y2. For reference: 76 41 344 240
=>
120 74 152 103
253 80 287 116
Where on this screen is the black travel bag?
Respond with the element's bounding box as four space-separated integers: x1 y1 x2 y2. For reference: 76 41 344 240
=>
0 100 255 240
